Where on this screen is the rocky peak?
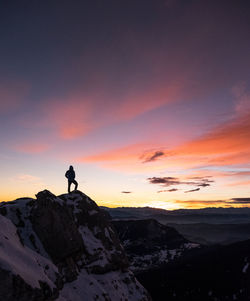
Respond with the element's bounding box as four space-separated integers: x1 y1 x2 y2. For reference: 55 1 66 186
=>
112 219 198 272
0 190 151 301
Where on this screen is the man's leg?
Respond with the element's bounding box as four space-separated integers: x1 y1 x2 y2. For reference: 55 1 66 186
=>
68 181 72 193
73 180 78 191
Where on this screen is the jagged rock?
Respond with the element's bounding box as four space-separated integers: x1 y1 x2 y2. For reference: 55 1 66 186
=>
0 267 57 301
33 191 85 262
0 213 59 301
113 218 199 271
0 190 151 301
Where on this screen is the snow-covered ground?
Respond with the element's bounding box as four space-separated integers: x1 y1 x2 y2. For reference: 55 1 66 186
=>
0 214 58 289
58 270 148 301
0 190 151 300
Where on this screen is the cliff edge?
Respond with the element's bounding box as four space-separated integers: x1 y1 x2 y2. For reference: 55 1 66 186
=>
0 190 151 301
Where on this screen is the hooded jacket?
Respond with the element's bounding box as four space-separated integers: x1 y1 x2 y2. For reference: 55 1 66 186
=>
65 166 75 181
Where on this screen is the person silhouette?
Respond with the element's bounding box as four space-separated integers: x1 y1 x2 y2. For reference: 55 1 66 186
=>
65 165 78 193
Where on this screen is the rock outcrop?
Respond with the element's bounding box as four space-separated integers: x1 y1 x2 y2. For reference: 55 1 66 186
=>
112 219 199 271
0 190 151 301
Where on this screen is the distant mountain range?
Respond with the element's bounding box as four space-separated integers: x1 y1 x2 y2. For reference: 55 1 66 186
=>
102 206 250 224
112 219 198 272
101 205 250 300
105 210 250 301
103 206 250 245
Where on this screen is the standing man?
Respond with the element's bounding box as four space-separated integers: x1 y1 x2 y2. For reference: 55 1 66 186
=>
65 165 78 193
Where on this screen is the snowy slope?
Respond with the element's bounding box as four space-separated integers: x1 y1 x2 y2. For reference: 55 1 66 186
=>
0 190 151 301
0 214 58 289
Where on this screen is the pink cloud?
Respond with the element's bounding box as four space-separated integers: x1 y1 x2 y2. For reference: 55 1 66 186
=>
76 142 172 173
76 109 250 172
168 112 250 168
80 142 152 163
172 199 242 209
34 82 184 140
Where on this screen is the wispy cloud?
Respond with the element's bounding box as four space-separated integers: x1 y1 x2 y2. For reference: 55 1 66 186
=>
172 199 228 208
77 109 250 173
147 176 213 193
197 183 210 187
142 151 165 163
147 176 181 186
29 78 185 140
184 188 200 193
173 198 250 208
230 198 250 204
79 142 151 163
173 112 250 165
157 188 178 193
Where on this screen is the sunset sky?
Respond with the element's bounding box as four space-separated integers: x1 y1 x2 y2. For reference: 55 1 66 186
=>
1 0 250 209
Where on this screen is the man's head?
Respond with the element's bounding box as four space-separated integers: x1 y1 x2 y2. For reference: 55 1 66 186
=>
69 165 74 170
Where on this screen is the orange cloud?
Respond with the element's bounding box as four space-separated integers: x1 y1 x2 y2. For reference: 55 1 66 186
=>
77 142 173 173
176 113 250 156
81 142 152 163
77 110 250 172
173 199 250 209
139 112 250 168
34 75 189 140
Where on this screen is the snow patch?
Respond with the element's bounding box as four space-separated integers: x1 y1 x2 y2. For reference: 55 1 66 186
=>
104 228 112 242
3 198 50 258
0 214 58 289
57 269 148 301
242 262 249 273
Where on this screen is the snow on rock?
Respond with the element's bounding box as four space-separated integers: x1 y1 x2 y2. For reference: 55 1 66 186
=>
0 190 151 301
243 263 249 273
112 219 200 272
0 214 58 289
242 257 249 273
1 197 50 258
58 270 149 301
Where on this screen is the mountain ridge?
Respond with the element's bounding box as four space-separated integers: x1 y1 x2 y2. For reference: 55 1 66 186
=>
103 206 250 224
0 190 151 301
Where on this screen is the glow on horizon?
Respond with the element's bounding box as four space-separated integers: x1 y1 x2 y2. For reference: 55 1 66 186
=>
1 1 250 209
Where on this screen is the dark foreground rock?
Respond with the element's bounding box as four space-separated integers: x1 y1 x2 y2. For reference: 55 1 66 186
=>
0 190 151 301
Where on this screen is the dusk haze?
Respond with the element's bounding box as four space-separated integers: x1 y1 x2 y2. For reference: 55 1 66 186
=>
1 1 250 301
1 0 250 209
